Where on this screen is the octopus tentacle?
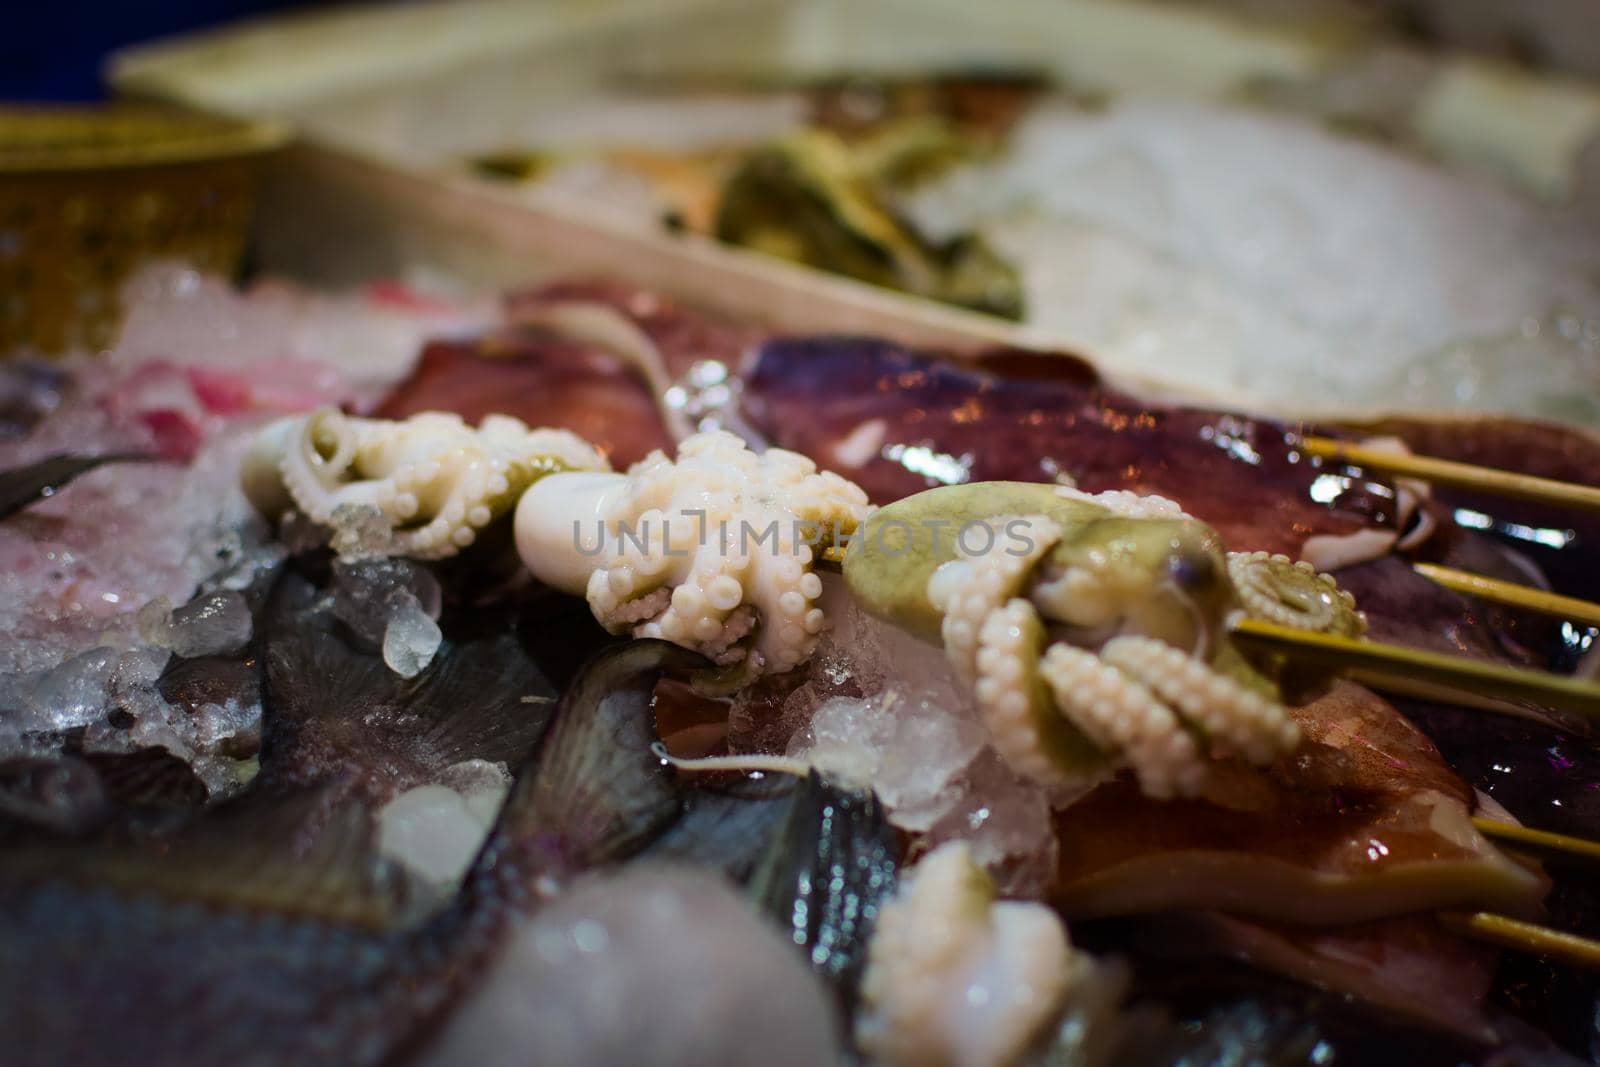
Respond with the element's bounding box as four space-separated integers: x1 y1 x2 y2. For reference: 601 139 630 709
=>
932 515 1062 684
1227 550 1366 636
857 841 1088 1067
1100 635 1298 764
1039 643 1206 799
973 599 1107 789
1052 484 1190 520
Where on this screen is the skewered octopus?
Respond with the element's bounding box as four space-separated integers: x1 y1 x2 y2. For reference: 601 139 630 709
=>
240 408 608 560
241 413 1362 784
843 482 1366 798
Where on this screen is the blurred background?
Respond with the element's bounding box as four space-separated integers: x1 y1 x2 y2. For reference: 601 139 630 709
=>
8 0 1600 102
5 0 1599 419
3 1 315 100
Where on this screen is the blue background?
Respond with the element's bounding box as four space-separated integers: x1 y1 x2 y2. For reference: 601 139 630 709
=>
3 2 333 100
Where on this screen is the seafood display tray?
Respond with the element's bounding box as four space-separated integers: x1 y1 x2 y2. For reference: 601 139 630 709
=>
111 0 1600 418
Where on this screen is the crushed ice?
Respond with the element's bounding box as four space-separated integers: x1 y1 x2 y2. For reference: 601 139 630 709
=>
907 100 1600 424
737 575 1061 897
0 264 476 810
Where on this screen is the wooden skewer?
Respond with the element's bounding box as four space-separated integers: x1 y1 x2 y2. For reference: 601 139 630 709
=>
1414 563 1600 628
1442 911 1600 970
1299 435 1600 514
1472 818 1600 864
1228 618 1600 721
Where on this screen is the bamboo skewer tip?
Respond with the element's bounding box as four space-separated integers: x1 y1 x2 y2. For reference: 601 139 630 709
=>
1298 435 1600 514
1228 616 1600 721
1413 563 1600 629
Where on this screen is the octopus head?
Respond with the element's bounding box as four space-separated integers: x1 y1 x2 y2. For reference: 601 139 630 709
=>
1030 514 1233 658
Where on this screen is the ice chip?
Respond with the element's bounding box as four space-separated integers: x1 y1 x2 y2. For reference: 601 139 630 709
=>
379 784 491 892
164 590 252 658
110 647 169 694
329 503 397 561
207 539 289 594
926 748 1059 898
191 698 263 754
332 556 442 647
383 591 443 679
20 646 118 733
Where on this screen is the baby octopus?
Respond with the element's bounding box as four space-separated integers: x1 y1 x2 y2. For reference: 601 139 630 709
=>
858 841 1098 1067
242 414 870 683
241 408 608 559
514 430 871 683
843 482 1365 798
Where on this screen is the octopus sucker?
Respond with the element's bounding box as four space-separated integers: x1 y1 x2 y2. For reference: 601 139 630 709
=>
932 514 1064 684
515 429 870 681
242 408 609 561
1039 641 1205 799
1226 550 1367 637
1098 636 1300 764
845 481 1365 797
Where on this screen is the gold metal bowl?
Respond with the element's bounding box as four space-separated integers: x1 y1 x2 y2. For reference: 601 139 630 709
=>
0 105 290 355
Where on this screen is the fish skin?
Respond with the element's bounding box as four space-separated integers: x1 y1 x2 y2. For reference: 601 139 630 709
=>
257 571 560 806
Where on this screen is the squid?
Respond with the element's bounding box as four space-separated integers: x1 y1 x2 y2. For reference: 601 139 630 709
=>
842 481 1366 798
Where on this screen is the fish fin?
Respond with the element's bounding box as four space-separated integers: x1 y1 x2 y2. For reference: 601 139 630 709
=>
261 573 556 790
642 771 801 881
748 773 900 991
486 640 708 879
402 632 556 768
5 782 408 929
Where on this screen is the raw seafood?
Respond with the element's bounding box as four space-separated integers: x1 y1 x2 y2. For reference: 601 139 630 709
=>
857 840 1092 1067
844 482 1360 796
1 640 875 1065
241 407 607 560
742 336 1411 563
419 865 844 1067
8 269 1597 1065
1050 682 1546 923
516 430 870 681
